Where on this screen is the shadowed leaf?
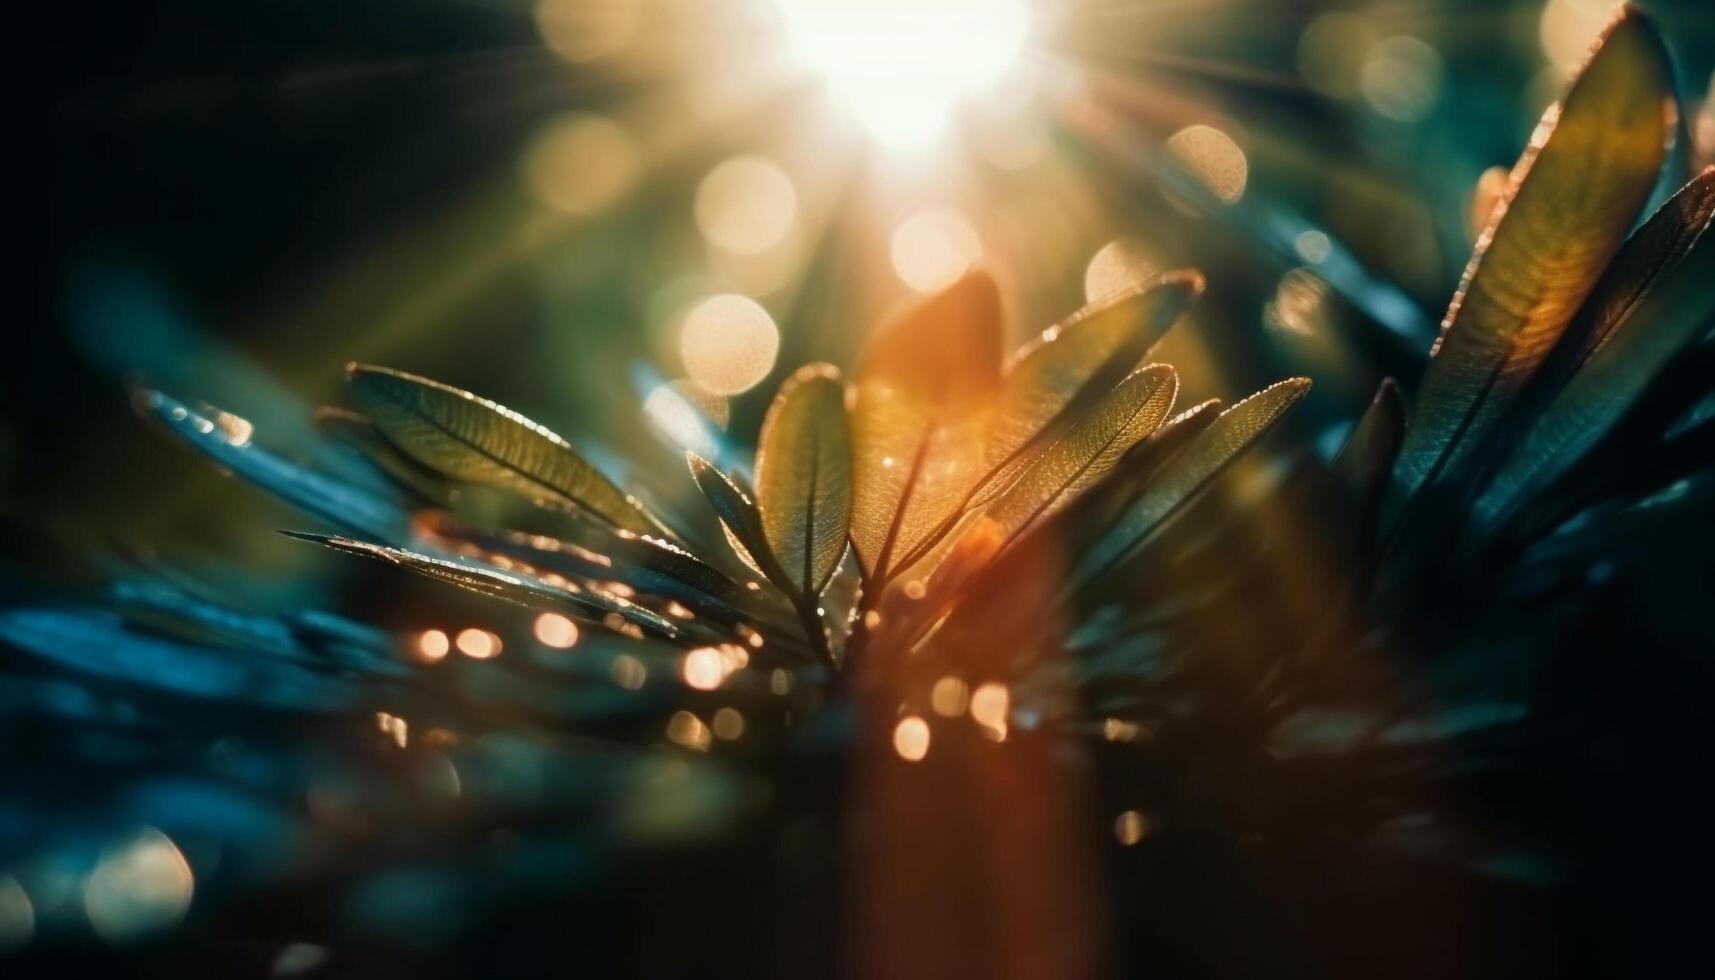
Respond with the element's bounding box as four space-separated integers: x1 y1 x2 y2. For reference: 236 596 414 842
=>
688 452 771 579
282 531 687 641
1391 9 1672 507
0 607 361 711
346 364 666 537
1335 379 1407 507
755 364 853 598
849 271 1002 584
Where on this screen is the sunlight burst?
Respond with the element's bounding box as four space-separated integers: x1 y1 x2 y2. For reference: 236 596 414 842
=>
773 0 1033 149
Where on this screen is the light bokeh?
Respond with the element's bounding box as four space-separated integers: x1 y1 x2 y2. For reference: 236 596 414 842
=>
679 294 782 395
891 209 982 292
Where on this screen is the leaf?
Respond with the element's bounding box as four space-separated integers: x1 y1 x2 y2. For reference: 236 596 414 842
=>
345 364 666 537
687 452 772 579
1390 9 1673 506
1059 397 1225 536
1480 169 1715 527
417 511 788 636
281 531 689 642
1072 377 1312 590
136 390 407 543
970 270 1204 511
315 406 456 506
900 366 1179 644
1334 378 1406 507
982 364 1179 549
755 364 853 598
849 271 1002 584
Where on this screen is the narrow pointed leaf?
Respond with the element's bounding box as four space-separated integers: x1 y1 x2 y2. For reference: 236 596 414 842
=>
688 452 772 579
982 364 1178 549
1335 379 1407 503
755 364 853 598
1058 397 1225 536
970 270 1204 511
849 271 1002 583
1391 9 1672 505
137 390 407 543
1481 170 1715 525
1073 377 1312 589
345 364 666 537
281 531 687 641
417 511 782 634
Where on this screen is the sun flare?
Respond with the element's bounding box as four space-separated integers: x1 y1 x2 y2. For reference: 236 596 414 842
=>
772 0 1033 150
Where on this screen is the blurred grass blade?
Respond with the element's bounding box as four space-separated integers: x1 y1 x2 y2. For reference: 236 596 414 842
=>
346 364 667 537
0 607 361 711
966 270 1203 511
1335 379 1407 506
1073 377 1311 590
282 530 687 641
849 271 1002 584
755 365 853 598
1482 169 1715 529
688 452 772 579
983 364 1178 550
1390 9 1673 508
137 390 407 544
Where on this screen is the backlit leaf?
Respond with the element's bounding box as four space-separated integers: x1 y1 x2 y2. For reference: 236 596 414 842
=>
1390 9 1672 507
1073 377 1311 590
849 271 1002 584
982 364 1178 550
1480 168 1715 527
971 270 1204 512
755 364 853 598
346 364 666 537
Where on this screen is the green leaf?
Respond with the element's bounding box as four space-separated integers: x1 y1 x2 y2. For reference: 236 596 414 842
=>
849 271 1002 584
1062 397 1225 535
982 364 1179 550
971 270 1204 511
281 530 689 641
755 364 853 598
1480 168 1715 528
345 364 667 537
137 390 408 543
1390 9 1673 507
1073 377 1312 590
687 452 772 579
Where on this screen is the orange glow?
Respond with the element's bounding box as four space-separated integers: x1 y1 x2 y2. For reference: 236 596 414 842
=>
455 628 501 659
682 646 728 690
892 716 931 761
533 612 580 649
970 682 1009 739
415 629 450 663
